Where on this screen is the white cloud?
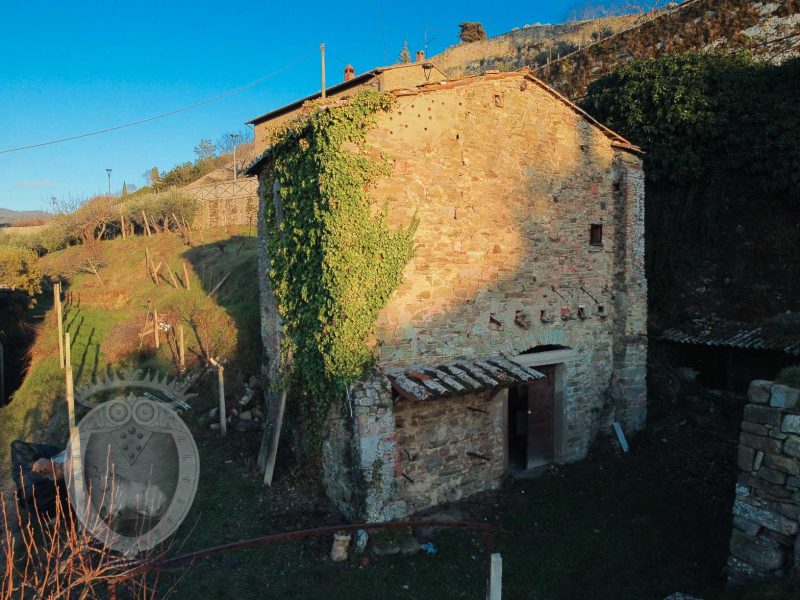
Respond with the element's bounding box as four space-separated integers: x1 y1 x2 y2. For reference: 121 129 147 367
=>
15 178 53 189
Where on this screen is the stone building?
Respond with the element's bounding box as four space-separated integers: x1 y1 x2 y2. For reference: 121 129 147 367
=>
247 54 447 152
247 67 647 522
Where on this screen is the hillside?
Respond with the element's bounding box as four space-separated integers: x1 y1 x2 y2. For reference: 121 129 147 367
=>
184 142 258 188
0 208 49 225
431 0 800 98
431 13 644 76
0 226 261 465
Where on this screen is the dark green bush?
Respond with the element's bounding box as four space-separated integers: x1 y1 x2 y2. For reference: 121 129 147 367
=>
776 366 800 388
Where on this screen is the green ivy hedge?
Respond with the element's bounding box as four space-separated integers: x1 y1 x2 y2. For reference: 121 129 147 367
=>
262 91 418 441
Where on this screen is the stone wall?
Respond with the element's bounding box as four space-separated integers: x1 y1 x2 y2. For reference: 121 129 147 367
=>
395 390 506 514
322 371 406 522
184 179 259 228
252 63 447 153
727 379 800 584
366 72 647 451
321 372 508 521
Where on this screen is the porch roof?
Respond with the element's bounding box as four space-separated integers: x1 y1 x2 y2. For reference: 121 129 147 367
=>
384 355 545 402
660 316 800 357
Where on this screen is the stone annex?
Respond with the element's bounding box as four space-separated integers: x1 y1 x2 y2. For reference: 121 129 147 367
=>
247 65 648 522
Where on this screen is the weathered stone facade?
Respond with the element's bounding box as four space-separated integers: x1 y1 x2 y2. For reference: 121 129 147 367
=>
255 70 648 521
395 389 506 514
321 371 507 522
367 72 647 440
727 380 800 584
249 61 448 153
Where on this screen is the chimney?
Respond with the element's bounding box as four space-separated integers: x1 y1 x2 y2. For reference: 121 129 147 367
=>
344 64 355 81
415 50 425 62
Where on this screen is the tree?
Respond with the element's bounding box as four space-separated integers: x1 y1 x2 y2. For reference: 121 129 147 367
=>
215 128 254 154
0 246 42 297
458 22 487 43
148 167 160 186
398 41 411 63
193 139 216 161
122 181 128 196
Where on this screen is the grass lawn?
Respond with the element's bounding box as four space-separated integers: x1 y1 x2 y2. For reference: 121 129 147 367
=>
4 228 797 599
152 388 796 600
0 226 261 467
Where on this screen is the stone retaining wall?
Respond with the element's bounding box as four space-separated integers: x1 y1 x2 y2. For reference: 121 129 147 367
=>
727 379 800 584
185 179 259 229
192 196 258 229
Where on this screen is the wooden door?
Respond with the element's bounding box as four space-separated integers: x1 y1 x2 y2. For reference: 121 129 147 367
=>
526 364 556 469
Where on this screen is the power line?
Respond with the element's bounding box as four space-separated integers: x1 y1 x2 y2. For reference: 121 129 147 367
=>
0 53 313 155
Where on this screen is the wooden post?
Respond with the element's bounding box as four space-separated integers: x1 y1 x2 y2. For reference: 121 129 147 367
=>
218 364 226 437
145 247 156 283
120 210 126 239
0 341 5 405
167 267 179 289
210 358 226 437
64 330 86 524
488 553 502 600
153 308 160 350
182 261 190 290
263 388 287 486
55 282 64 369
320 43 326 99
142 211 151 236
178 325 185 373
65 332 75 429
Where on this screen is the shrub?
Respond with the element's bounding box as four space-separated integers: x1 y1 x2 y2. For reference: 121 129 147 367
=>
459 22 487 43
154 155 227 191
583 52 800 191
0 245 42 296
121 189 197 232
776 366 800 388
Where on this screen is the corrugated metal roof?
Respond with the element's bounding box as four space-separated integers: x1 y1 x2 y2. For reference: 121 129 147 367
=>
660 319 800 356
385 355 545 402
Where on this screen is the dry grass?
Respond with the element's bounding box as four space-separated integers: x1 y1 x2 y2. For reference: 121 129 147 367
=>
0 226 260 466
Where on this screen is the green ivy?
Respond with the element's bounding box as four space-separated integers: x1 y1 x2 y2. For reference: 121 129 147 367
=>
262 91 418 442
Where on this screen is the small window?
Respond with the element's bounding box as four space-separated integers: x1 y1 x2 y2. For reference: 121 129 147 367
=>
590 224 603 246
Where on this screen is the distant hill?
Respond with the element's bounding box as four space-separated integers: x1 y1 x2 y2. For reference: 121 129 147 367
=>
0 208 49 226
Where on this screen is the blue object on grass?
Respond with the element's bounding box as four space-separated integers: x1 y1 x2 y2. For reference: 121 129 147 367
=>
421 542 438 555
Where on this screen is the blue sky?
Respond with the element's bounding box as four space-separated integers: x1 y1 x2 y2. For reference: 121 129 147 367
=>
1 0 586 211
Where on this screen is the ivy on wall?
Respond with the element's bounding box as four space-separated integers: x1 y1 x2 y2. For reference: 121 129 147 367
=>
262 91 418 440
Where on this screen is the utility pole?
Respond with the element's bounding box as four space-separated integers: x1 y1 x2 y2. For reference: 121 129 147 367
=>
424 29 437 56
230 133 240 180
106 168 112 195
320 43 326 100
